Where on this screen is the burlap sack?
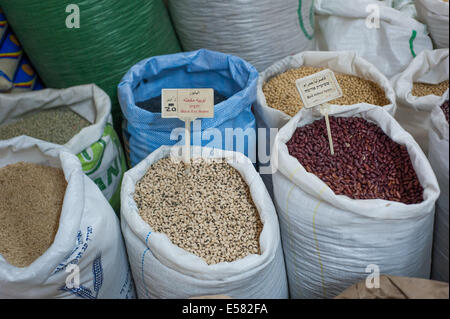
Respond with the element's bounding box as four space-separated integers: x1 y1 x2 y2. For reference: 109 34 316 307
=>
336 275 449 299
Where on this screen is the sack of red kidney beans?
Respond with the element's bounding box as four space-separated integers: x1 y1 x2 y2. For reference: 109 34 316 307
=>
271 105 440 299
286 116 424 204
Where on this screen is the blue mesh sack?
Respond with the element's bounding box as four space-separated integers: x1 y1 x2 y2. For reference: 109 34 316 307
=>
118 49 258 167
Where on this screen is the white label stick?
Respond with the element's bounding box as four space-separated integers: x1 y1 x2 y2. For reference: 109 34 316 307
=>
184 119 191 165
320 104 335 156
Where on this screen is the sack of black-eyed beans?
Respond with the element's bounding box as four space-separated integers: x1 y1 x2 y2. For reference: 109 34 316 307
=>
315 0 433 78
255 51 396 197
429 100 449 283
0 138 135 298
167 0 315 72
0 84 127 212
121 146 288 299
271 104 440 299
415 0 449 49
392 49 449 154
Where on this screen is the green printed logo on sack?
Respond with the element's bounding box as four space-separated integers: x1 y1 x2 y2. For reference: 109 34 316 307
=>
77 124 127 212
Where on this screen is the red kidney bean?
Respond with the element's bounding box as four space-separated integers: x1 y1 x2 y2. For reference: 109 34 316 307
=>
286 116 424 204
441 100 449 124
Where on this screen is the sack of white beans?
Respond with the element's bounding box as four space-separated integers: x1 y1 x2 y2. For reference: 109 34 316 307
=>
314 0 433 78
271 104 440 299
168 0 315 72
415 0 449 49
392 49 449 154
255 51 396 197
120 146 288 299
0 138 135 299
429 100 449 283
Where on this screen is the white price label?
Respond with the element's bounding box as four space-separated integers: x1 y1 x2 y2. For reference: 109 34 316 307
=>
295 69 343 109
161 88 214 120
161 88 215 166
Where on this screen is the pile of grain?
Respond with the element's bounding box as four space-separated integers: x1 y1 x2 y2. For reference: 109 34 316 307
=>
134 158 263 265
0 108 91 144
412 80 449 97
263 66 390 116
0 162 67 267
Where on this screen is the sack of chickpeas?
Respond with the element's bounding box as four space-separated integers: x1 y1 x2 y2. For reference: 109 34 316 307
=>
255 51 396 197
314 0 433 78
0 138 135 298
415 0 449 49
392 49 449 154
271 104 440 299
120 146 288 299
0 84 127 212
429 99 449 282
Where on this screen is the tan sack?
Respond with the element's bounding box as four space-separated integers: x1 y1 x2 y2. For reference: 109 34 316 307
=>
336 275 449 299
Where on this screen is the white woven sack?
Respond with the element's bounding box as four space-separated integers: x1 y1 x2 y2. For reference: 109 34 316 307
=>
429 101 449 283
415 0 449 49
383 0 418 18
392 49 449 154
272 104 440 299
0 139 135 298
315 0 433 78
0 84 127 211
121 145 288 299
168 0 315 72
255 51 396 197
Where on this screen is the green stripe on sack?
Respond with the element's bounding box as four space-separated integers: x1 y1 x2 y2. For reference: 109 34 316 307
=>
108 139 128 214
298 0 315 40
77 124 118 176
80 139 107 176
409 30 417 58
